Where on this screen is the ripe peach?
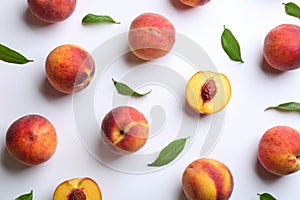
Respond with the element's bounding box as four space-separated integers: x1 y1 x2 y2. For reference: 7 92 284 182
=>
185 71 231 114
128 13 176 60
27 0 76 23
101 106 149 155
53 177 102 200
45 44 95 94
6 114 57 166
179 0 210 7
258 125 300 176
182 158 234 200
263 24 300 71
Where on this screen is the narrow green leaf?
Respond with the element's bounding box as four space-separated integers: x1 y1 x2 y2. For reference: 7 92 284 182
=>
15 190 33 200
221 26 244 63
283 2 300 19
147 137 190 167
82 14 120 24
257 193 277 200
265 102 300 111
112 78 151 97
0 44 33 64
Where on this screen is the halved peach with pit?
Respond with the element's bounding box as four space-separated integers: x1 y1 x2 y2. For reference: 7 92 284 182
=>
53 177 102 200
186 71 231 114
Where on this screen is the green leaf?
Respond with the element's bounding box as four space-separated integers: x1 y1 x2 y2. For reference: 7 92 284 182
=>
0 44 33 64
112 78 151 97
147 137 190 167
265 102 300 111
221 26 244 63
257 193 277 200
82 14 120 24
283 2 300 19
15 190 33 200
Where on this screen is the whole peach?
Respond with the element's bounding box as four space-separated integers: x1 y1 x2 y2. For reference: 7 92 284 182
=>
6 114 57 166
258 125 300 176
263 24 300 71
27 0 76 23
179 0 210 7
45 44 95 94
128 13 176 60
182 158 234 200
101 106 149 155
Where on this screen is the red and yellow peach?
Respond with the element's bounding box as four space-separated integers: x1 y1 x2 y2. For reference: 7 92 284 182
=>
258 125 300 176
128 13 176 60
27 0 76 23
6 114 57 166
263 24 300 71
45 44 95 94
101 106 149 155
182 158 234 200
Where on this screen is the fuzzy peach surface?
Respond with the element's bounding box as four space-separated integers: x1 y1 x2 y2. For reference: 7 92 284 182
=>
258 126 300 176
101 106 149 154
182 158 234 200
6 115 57 166
128 13 176 60
179 0 211 7
27 0 76 23
45 44 94 94
263 24 300 71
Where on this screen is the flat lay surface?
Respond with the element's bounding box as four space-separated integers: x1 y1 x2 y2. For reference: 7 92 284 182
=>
1 0 300 199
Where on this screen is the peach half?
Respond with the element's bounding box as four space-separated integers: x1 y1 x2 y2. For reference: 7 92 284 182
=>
182 158 234 200
53 177 102 200
186 71 231 114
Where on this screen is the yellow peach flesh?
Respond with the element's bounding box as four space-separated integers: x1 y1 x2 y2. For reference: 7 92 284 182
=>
53 178 102 200
80 178 102 199
186 71 231 114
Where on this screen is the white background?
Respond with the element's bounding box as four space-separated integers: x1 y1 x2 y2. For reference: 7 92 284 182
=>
1 0 300 199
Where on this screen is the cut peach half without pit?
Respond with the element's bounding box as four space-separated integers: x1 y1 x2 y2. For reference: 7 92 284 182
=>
53 177 102 200
186 71 231 114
